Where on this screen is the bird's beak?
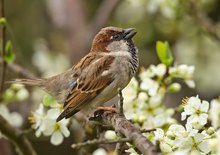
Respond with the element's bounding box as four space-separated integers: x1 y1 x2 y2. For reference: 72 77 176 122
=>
124 28 137 39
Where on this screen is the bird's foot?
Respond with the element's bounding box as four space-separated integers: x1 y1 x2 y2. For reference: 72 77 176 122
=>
94 106 117 116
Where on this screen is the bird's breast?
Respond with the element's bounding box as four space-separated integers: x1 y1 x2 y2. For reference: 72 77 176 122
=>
111 55 134 87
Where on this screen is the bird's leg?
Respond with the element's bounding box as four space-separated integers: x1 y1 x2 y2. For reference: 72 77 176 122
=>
96 106 117 112
93 106 117 117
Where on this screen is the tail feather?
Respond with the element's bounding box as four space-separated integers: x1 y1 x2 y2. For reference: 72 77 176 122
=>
6 79 44 86
56 109 80 122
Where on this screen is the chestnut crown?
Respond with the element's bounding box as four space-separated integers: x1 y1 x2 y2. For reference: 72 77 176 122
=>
91 26 137 52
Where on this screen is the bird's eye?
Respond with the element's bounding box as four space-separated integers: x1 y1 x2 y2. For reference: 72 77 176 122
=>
112 33 121 40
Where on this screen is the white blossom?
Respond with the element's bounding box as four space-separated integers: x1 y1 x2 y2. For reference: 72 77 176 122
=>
169 64 195 78
30 103 70 145
30 104 45 137
154 128 165 140
149 63 167 77
181 96 209 129
193 133 211 154
42 108 70 145
169 64 195 88
0 104 23 128
209 99 220 129
140 78 159 96
122 77 138 104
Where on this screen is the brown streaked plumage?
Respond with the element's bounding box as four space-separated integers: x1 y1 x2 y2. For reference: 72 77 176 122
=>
9 26 139 121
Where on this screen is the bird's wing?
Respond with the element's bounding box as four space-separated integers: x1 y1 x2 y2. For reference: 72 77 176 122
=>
56 55 114 121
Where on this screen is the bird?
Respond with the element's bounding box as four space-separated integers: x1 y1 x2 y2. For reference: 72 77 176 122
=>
10 26 139 122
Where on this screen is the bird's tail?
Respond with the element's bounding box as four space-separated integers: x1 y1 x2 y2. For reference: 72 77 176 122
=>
6 78 44 87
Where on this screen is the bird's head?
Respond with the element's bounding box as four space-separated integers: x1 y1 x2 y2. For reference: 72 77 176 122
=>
91 26 137 53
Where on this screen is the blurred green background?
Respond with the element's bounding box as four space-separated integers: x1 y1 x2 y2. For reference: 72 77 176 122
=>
1 0 220 154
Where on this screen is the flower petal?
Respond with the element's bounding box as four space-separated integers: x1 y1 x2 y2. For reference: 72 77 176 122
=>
194 133 204 143
181 112 187 120
198 141 210 154
60 124 70 137
200 100 209 112
187 115 198 124
51 131 63 145
47 108 60 119
198 113 208 125
154 128 164 139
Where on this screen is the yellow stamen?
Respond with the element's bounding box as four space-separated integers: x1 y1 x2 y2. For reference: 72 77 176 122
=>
182 96 189 105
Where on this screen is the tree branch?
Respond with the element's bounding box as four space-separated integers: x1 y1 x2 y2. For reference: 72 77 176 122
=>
187 0 220 41
89 0 121 34
0 115 37 155
71 137 130 150
0 0 7 93
0 60 37 79
85 87 159 155
93 112 159 155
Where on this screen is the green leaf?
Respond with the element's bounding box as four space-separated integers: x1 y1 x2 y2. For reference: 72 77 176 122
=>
156 41 173 66
3 40 15 63
0 17 6 25
43 95 57 107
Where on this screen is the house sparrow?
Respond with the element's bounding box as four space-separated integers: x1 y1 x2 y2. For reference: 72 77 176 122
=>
11 26 139 121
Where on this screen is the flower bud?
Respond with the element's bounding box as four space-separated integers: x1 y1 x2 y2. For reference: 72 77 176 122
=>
166 131 175 140
11 83 24 90
138 115 146 124
132 114 139 123
16 88 29 101
207 127 215 135
167 83 181 93
4 89 14 100
104 130 117 140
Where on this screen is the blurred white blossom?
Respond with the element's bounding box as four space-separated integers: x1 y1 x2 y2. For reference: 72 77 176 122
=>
169 64 195 88
147 0 179 19
209 98 220 129
122 78 138 104
30 104 46 137
32 39 70 77
149 63 167 77
0 104 23 128
140 78 159 96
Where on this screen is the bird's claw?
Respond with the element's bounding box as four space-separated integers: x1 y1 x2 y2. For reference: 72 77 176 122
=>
94 106 117 116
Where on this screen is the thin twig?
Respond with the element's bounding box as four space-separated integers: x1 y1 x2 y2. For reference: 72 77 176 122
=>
0 0 7 93
114 132 127 155
187 0 220 41
89 0 121 31
115 88 126 154
0 115 37 155
118 88 124 116
0 60 37 79
86 0 122 46
141 128 156 133
71 137 130 150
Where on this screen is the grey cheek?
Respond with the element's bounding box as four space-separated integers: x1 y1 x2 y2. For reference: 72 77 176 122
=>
106 41 128 52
